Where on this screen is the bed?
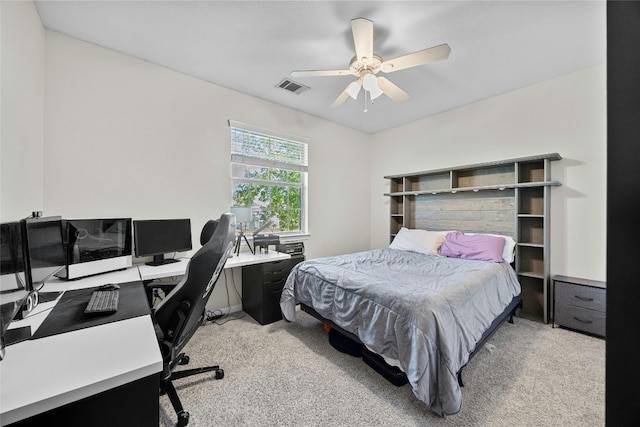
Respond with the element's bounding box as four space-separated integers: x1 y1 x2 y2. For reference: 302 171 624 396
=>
280 229 521 417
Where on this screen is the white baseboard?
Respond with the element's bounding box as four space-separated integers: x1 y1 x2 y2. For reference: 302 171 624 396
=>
228 304 243 313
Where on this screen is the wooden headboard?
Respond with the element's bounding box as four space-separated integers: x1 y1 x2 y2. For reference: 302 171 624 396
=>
384 153 561 323
410 189 515 237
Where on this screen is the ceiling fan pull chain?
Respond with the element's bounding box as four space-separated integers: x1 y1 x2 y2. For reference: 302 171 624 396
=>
364 90 369 113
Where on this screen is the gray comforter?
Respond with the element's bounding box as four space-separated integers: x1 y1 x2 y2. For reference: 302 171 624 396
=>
280 248 521 416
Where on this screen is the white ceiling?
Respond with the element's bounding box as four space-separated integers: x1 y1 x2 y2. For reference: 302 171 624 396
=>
34 1 606 134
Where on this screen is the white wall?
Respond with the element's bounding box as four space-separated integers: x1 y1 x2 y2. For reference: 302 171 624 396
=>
2 3 607 312
42 31 371 311
0 1 45 221
369 64 607 281
43 31 371 259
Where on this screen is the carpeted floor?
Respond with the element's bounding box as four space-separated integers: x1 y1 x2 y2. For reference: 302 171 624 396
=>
159 309 604 426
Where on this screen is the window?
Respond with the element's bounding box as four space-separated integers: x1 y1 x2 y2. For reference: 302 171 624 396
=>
229 120 308 235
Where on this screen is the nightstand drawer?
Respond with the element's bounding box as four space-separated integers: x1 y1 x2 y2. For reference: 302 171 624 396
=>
555 280 606 312
554 303 605 337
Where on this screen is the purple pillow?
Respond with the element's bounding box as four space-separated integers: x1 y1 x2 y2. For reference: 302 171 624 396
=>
439 231 506 262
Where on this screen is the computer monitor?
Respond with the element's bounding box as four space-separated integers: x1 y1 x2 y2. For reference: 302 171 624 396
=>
133 219 192 266
0 221 30 353
21 216 66 290
56 218 133 279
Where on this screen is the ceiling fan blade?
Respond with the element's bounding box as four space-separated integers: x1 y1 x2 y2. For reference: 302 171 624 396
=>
291 69 351 77
331 90 351 108
380 43 451 73
377 77 410 102
331 78 362 108
351 17 374 65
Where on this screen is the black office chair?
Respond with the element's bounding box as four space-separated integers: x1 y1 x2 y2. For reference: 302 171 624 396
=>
152 213 236 427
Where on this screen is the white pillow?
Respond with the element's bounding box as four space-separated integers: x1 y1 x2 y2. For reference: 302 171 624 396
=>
433 230 516 263
389 227 445 256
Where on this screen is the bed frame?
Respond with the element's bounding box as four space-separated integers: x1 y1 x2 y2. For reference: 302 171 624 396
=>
300 294 521 387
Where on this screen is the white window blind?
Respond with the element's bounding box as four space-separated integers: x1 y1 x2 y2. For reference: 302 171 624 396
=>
230 121 308 172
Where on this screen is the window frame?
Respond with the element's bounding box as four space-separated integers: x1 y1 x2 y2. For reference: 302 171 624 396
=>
229 120 309 237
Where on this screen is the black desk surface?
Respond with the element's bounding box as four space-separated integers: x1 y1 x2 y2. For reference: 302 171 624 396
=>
31 281 151 340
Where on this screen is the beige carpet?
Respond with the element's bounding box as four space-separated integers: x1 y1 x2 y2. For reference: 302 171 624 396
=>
159 309 604 426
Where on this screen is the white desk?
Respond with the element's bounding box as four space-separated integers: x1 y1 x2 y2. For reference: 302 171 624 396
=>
136 258 189 281
1 251 292 425
136 251 291 281
226 251 291 268
0 270 162 426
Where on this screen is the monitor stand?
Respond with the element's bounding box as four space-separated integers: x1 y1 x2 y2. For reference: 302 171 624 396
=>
146 254 180 266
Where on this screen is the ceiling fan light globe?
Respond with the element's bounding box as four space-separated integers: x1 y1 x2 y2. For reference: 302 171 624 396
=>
345 81 362 100
369 85 384 100
362 73 383 100
362 72 378 91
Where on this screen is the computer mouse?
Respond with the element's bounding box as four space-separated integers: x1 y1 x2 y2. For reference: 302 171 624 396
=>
99 284 120 291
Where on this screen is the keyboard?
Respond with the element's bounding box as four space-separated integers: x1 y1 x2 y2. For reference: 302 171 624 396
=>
84 289 119 316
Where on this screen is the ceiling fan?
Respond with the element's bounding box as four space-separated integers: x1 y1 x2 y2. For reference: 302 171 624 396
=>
291 17 451 110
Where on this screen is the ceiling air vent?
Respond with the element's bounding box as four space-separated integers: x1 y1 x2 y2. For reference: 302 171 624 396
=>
276 78 310 95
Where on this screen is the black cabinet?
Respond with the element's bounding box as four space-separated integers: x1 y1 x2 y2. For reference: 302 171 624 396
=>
242 255 305 325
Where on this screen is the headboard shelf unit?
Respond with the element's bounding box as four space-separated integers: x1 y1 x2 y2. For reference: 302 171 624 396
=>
384 153 562 323
388 177 405 238
452 164 514 188
385 180 560 197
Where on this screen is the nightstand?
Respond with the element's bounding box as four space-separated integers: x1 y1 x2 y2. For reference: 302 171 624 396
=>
553 275 606 338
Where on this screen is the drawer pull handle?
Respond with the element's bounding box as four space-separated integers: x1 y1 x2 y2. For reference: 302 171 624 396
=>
574 295 594 302
268 269 286 274
573 316 593 324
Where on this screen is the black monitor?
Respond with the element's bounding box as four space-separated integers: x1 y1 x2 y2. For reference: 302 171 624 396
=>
133 219 192 266
21 216 66 290
57 218 133 279
1 221 30 352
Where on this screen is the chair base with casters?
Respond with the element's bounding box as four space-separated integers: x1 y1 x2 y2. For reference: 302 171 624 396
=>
159 351 224 427
156 303 226 427
152 213 236 427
